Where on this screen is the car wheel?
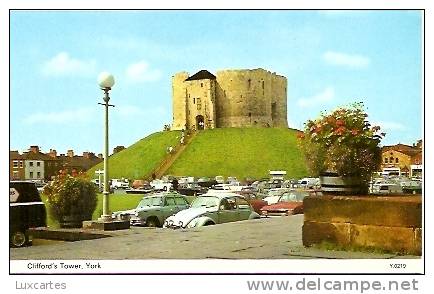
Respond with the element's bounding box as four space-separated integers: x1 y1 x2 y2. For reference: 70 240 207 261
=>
10 230 27 248
145 217 160 227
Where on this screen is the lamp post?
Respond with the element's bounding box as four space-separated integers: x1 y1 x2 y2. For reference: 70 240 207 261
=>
97 72 115 222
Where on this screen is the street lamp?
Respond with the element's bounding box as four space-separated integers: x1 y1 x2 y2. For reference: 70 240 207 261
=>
98 72 115 222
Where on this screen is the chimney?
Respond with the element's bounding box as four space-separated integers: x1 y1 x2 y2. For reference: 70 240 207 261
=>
83 152 89 159
98 153 103 159
67 150 74 157
49 149 57 158
30 145 39 153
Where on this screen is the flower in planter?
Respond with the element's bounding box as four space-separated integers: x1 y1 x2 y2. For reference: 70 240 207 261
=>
43 169 97 228
298 102 385 188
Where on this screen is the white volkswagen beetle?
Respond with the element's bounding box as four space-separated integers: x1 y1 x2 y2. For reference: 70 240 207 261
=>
163 191 260 229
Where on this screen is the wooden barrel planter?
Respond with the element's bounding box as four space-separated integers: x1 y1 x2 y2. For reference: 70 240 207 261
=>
320 172 367 195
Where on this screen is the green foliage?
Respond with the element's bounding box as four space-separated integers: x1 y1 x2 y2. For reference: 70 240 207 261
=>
87 131 181 180
43 171 97 223
41 193 144 228
298 102 385 183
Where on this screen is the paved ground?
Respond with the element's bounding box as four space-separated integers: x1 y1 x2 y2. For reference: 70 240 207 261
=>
10 215 419 260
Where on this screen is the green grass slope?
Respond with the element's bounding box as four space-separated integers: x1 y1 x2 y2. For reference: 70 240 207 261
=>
87 131 180 180
167 128 308 180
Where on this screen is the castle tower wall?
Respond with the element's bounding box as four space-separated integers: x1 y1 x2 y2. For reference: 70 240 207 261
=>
271 74 288 127
172 72 189 130
215 69 287 128
184 79 216 130
172 68 288 130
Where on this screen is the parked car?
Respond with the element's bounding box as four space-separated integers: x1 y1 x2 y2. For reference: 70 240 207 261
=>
163 192 260 229
150 179 172 191
215 176 225 184
125 181 154 194
263 188 293 204
111 178 130 189
197 177 218 188
370 181 402 194
298 178 320 189
234 191 268 214
10 181 47 247
177 182 207 196
112 192 189 227
260 190 310 217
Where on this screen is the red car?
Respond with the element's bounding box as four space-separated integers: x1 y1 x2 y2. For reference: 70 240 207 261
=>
260 190 310 217
235 191 268 214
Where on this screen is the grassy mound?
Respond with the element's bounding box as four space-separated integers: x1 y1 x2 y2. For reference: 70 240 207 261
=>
167 128 308 180
87 128 308 181
87 131 180 180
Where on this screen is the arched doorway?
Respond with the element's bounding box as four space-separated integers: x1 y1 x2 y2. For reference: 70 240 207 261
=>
196 115 205 130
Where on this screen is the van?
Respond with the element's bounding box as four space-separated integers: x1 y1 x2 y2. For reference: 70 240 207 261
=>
298 178 320 189
10 181 47 247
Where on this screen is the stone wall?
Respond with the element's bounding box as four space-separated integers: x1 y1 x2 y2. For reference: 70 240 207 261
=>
302 195 422 255
172 72 189 130
172 68 288 130
184 79 216 130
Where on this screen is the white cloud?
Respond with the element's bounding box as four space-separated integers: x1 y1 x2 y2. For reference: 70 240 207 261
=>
23 107 95 125
41 52 96 77
374 121 406 131
323 51 370 69
297 87 335 108
125 60 162 83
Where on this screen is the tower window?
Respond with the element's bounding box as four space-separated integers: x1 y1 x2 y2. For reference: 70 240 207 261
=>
193 98 195 104
396 158 399 163
201 83 203 87
262 80 265 89
248 79 251 89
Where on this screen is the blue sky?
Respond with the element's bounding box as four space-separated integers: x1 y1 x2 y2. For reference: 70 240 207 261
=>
10 10 423 155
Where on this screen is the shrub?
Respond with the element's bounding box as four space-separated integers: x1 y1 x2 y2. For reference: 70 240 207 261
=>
43 170 97 225
298 102 385 185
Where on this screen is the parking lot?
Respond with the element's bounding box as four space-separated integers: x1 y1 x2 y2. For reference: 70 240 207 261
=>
10 215 415 260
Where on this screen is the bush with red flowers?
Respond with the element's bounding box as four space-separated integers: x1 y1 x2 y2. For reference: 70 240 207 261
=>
298 102 385 185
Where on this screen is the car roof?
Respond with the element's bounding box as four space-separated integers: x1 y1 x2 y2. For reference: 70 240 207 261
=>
200 191 242 199
142 192 183 198
10 180 38 184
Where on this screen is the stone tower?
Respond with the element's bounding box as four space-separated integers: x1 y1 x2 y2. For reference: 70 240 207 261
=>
172 68 287 130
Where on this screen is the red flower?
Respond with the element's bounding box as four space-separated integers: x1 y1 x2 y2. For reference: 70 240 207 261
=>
351 129 359 135
297 133 305 139
336 119 345 127
334 126 346 135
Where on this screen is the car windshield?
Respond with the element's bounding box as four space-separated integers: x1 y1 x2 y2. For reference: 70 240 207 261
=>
191 196 219 208
279 191 307 202
137 197 163 207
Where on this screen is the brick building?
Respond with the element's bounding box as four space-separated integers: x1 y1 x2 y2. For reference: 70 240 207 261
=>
9 146 103 181
381 140 423 176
